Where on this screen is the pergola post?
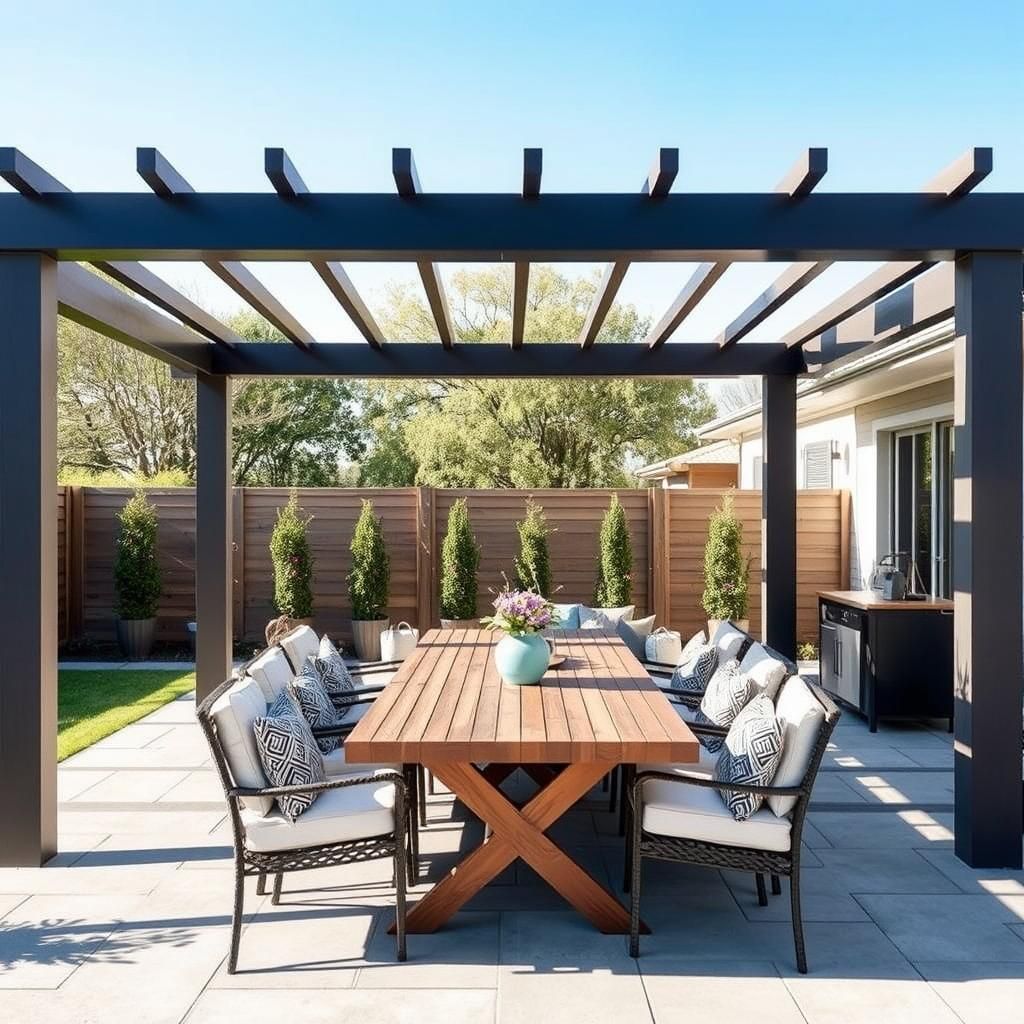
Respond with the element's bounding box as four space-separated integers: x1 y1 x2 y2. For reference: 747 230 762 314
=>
195 372 233 702
761 374 797 660
0 254 58 866
952 252 1023 868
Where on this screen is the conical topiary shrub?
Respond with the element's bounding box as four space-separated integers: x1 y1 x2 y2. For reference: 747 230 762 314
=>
513 499 553 597
593 493 632 607
270 490 314 620
348 499 391 660
114 490 162 658
702 493 750 626
440 498 481 623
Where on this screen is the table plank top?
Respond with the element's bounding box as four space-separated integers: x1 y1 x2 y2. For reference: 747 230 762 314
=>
344 628 700 765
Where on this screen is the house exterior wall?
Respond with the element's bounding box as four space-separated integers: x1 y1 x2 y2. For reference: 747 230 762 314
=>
730 378 954 591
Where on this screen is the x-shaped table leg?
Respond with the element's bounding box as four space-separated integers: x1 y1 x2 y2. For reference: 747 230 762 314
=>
397 760 643 935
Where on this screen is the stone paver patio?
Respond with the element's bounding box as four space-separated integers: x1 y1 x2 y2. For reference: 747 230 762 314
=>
2 677 1023 1023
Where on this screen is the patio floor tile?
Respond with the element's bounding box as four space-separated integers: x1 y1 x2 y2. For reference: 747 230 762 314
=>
856 893 1024 961
916 961 1024 1024
641 961 804 1024
781 974 963 1023
807 809 954 848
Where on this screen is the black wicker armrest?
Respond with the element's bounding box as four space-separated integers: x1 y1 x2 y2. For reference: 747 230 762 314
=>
630 769 803 809
349 660 402 676
686 720 728 738
327 691 384 714
230 769 406 802
659 684 705 705
642 660 676 676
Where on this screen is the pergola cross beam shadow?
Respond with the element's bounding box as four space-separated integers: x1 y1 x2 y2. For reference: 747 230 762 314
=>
0 144 1020 875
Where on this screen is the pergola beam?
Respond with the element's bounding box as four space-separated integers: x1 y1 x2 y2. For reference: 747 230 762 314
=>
57 263 213 373
512 150 543 347
265 148 384 349
924 146 994 197
208 340 805 378
137 148 315 349
645 262 728 349
393 148 455 348
1 148 241 348
3 192 1024 260
579 148 678 349
775 147 828 197
522 148 542 198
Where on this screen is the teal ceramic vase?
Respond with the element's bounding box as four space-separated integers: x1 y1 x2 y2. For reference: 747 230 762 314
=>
495 632 550 685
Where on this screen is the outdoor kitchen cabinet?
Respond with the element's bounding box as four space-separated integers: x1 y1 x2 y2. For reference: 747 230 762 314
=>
817 591 954 732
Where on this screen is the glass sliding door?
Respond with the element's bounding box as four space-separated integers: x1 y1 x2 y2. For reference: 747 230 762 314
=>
892 422 953 598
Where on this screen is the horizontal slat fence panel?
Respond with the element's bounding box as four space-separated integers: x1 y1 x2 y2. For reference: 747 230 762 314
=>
433 489 651 621
242 488 418 643
62 485 845 650
667 488 843 644
81 488 197 642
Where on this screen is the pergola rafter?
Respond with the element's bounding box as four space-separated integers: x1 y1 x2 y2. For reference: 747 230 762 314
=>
136 148 315 349
0 143 1021 876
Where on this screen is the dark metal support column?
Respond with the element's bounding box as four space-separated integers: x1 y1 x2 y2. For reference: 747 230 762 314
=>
195 372 233 702
761 375 797 660
952 252 1023 868
0 254 57 865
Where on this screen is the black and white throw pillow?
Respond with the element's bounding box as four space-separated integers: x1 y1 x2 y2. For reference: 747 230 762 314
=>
669 643 718 694
713 693 783 820
693 659 757 753
676 629 708 667
313 635 357 709
291 662 342 755
252 691 327 821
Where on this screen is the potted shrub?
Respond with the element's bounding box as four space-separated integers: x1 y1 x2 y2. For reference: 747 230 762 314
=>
702 493 751 636
348 499 391 660
440 497 481 627
114 490 162 659
269 491 314 627
513 499 553 597
593 493 632 607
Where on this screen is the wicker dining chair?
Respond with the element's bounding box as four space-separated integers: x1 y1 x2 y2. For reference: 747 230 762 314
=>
197 675 411 973
626 678 840 974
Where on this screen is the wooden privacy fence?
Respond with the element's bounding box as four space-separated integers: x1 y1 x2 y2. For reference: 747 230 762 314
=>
56 485 849 647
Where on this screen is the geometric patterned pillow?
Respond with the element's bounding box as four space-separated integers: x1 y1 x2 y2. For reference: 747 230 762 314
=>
693 659 757 753
669 644 718 693
252 691 327 821
713 693 783 820
290 663 342 755
313 635 357 710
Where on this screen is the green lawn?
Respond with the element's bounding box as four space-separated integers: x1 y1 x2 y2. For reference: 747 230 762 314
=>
58 669 196 761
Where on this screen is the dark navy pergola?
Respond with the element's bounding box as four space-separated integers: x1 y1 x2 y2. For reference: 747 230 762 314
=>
0 145 1020 872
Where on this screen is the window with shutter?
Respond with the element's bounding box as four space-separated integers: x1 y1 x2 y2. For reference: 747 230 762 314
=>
803 440 833 488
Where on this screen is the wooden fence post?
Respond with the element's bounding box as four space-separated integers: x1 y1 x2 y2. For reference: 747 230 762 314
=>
232 487 245 640
649 487 670 626
415 486 435 632
67 485 85 641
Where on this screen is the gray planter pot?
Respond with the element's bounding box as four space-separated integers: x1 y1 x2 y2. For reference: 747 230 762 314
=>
351 618 389 662
117 618 156 660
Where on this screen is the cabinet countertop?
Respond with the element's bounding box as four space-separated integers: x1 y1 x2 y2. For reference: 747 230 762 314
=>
818 590 955 612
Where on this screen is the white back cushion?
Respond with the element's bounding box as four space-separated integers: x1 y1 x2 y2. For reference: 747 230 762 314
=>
712 621 747 662
279 625 319 671
210 676 273 816
768 675 826 817
579 605 635 629
247 647 293 702
739 642 788 700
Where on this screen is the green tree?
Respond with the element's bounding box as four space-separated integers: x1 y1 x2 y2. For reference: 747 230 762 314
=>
359 266 716 487
348 500 390 621
440 498 481 620
270 491 314 618
57 290 364 485
114 491 162 620
513 499 553 596
702 494 750 621
593 494 632 607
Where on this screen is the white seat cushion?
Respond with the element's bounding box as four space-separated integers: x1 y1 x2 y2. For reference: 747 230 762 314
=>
247 647 294 702
241 779 396 852
279 625 319 672
739 642 788 701
322 743 401 777
640 745 719 776
769 676 826 817
210 676 272 816
641 775 792 853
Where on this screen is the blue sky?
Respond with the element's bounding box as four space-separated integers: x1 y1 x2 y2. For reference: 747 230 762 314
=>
2 0 1022 343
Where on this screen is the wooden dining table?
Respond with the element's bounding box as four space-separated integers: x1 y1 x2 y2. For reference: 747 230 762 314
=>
344 627 699 934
